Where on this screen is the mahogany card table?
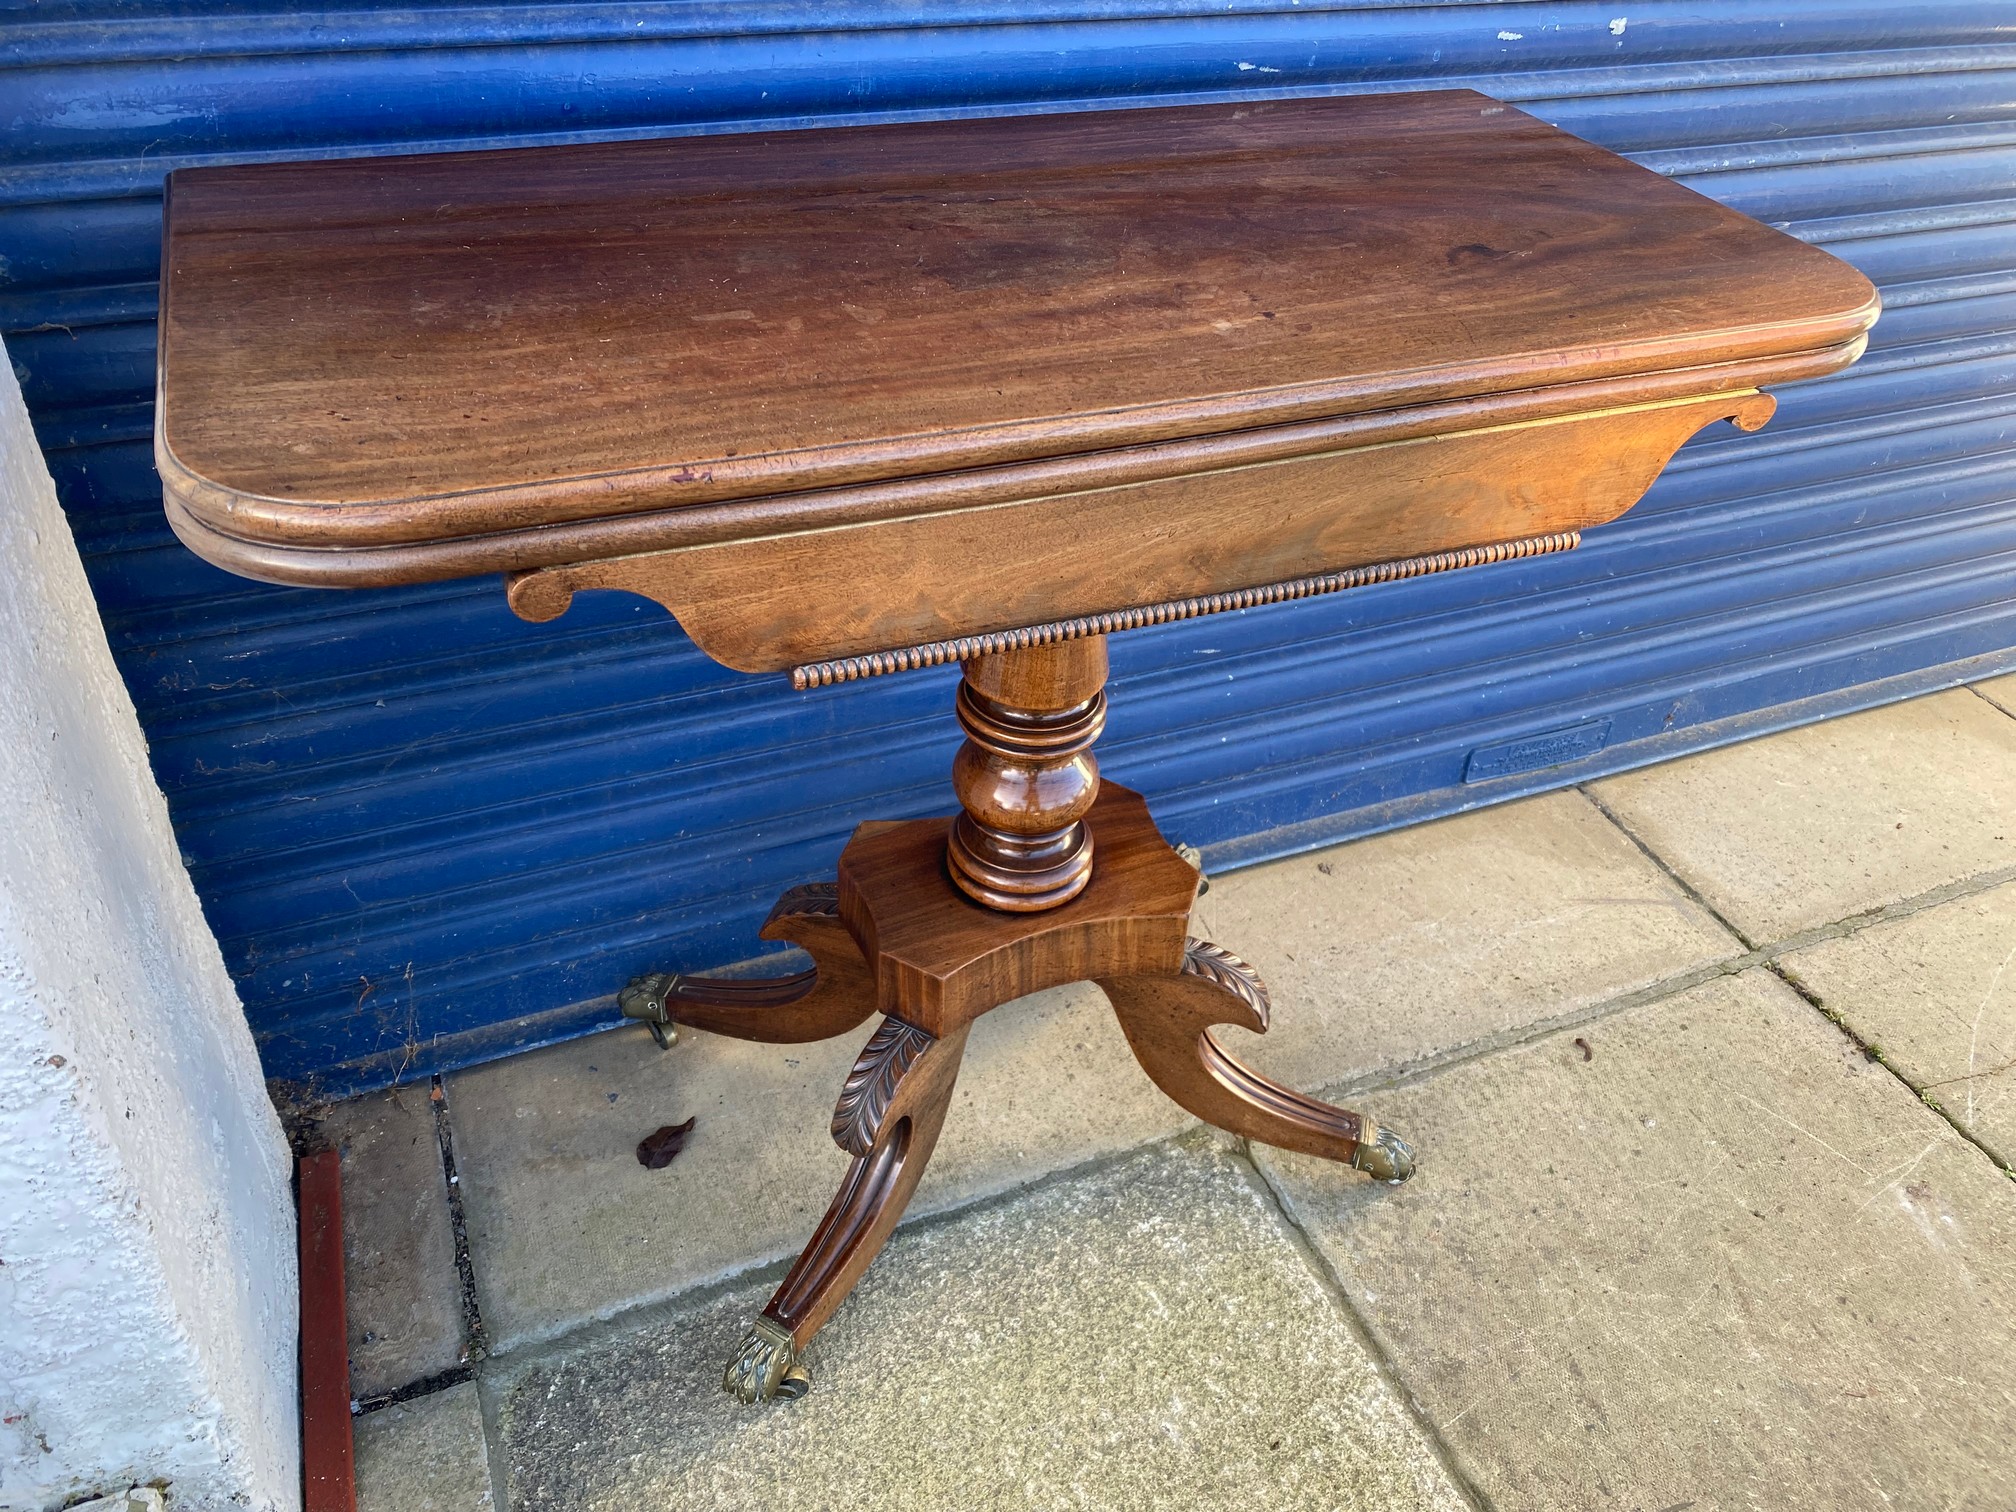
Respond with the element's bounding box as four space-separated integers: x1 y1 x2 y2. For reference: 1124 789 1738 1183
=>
156 91 1877 1402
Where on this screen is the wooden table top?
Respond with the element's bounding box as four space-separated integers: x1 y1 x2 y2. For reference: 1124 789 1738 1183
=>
158 90 1876 582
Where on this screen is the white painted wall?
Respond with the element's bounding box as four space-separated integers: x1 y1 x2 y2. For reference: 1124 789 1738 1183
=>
0 347 300 1510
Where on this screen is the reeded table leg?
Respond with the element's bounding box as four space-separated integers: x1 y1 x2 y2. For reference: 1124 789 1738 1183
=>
724 1015 973 1403
618 882 878 1045
1099 939 1417 1183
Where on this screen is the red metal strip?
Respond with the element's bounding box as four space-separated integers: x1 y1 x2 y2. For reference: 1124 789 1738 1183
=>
298 1149 356 1512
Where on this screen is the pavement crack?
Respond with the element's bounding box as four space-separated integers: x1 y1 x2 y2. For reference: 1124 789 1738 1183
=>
432 1075 494 1364
1965 680 2016 721
1232 1139 1500 1512
1754 863 2016 960
1579 775 2015 1178
352 1364 476 1417
1764 961 2015 1180
1575 784 1758 951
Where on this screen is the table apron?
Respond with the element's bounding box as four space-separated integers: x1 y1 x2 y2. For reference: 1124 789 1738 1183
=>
507 388 1774 671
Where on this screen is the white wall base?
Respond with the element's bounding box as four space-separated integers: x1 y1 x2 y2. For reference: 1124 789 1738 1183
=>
0 348 301 1510
70 1492 167 1512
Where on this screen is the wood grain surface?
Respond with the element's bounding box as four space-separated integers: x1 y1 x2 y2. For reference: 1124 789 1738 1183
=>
507 388 1776 669
947 637 1110 910
837 783 1200 1036
158 89 1877 574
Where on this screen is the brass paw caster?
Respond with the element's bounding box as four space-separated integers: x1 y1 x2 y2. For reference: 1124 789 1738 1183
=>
618 972 680 1049
723 1317 812 1403
1349 1125 1418 1184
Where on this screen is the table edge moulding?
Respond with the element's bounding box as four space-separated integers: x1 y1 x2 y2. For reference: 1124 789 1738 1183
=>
153 89 1879 1403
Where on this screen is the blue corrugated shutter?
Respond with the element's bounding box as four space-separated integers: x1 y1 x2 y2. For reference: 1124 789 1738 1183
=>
6 3 2013 1095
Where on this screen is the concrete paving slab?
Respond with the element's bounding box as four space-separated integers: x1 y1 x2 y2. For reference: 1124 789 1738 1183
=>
1978 673 2016 718
1589 690 2016 943
1255 970 2016 1512
319 1086 467 1397
449 983 1189 1351
492 1137 1472 1512
354 1382 494 1512
448 1020 852 1354
1782 878 2016 1167
1194 790 1740 1089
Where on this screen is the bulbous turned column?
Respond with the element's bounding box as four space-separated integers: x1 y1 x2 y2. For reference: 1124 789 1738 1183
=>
946 637 1108 911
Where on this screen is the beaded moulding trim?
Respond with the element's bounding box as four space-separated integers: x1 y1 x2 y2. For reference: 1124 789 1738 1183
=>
789 531 1580 689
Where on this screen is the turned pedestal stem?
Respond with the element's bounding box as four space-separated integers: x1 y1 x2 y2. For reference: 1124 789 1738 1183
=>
946 637 1108 911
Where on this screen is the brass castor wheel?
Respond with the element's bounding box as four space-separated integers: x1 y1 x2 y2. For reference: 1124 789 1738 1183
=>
618 972 681 1049
723 1317 812 1403
1349 1125 1418 1184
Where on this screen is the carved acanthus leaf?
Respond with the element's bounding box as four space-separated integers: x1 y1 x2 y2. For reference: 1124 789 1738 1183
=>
772 881 842 919
1180 939 1271 1017
831 1017 936 1157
